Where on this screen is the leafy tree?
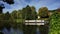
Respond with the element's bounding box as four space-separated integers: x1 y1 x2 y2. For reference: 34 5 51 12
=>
0 12 13 30
0 0 14 4
22 5 37 20
3 0 14 4
0 14 4 20
0 0 14 13
11 10 22 19
31 6 37 19
22 8 26 19
25 5 32 20
56 8 60 12
18 10 23 19
3 11 15 29
0 4 5 13
38 7 49 18
11 10 18 19
0 14 5 30
22 5 32 20
11 10 23 23
49 11 60 34
4 11 10 20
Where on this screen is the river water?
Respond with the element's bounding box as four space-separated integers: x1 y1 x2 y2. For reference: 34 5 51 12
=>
1 27 23 34
1 27 40 34
0 25 49 34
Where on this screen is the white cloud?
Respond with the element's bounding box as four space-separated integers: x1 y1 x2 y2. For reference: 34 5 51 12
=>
3 0 60 13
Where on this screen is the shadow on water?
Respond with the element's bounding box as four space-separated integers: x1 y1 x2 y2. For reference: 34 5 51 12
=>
36 27 40 34
0 32 4 34
23 24 37 34
39 23 49 34
23 23 49 34
0 23 49 34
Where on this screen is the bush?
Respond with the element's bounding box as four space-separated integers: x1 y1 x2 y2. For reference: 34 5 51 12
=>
49 12 60 34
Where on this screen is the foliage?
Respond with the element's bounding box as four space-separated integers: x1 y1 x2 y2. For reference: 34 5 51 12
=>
38 7 49 18
4 12 11 20
11 10 18 19
0 12 15 30
0 5 60 32
22 5 37 20
31 6 37 19
0 0 14 14
1 0 14 4
49 12 60 34
22 5 32 20
11 10 24 23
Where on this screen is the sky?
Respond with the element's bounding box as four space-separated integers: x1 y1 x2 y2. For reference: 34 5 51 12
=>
0 0 60 13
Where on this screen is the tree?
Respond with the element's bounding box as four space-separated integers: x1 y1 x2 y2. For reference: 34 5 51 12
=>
49 12 60 34
38 7 49 18
0 4 5 13
21 5 37 20
17 10 22 19
56 8 60 12
25 5 32 20
0 11 13 29
0 0 14 13
4 11 11 20
22 5 32 20
11 10 18 19
1 0 14 4
31 6 37 19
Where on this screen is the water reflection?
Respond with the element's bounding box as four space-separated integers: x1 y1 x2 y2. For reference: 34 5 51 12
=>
23 25 37 34
2 27 23 34
36 27 40 34
0 24 49 34
1 27 40 34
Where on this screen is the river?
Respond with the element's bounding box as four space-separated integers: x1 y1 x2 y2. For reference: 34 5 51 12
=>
0 24 49 34
1 27 40 34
